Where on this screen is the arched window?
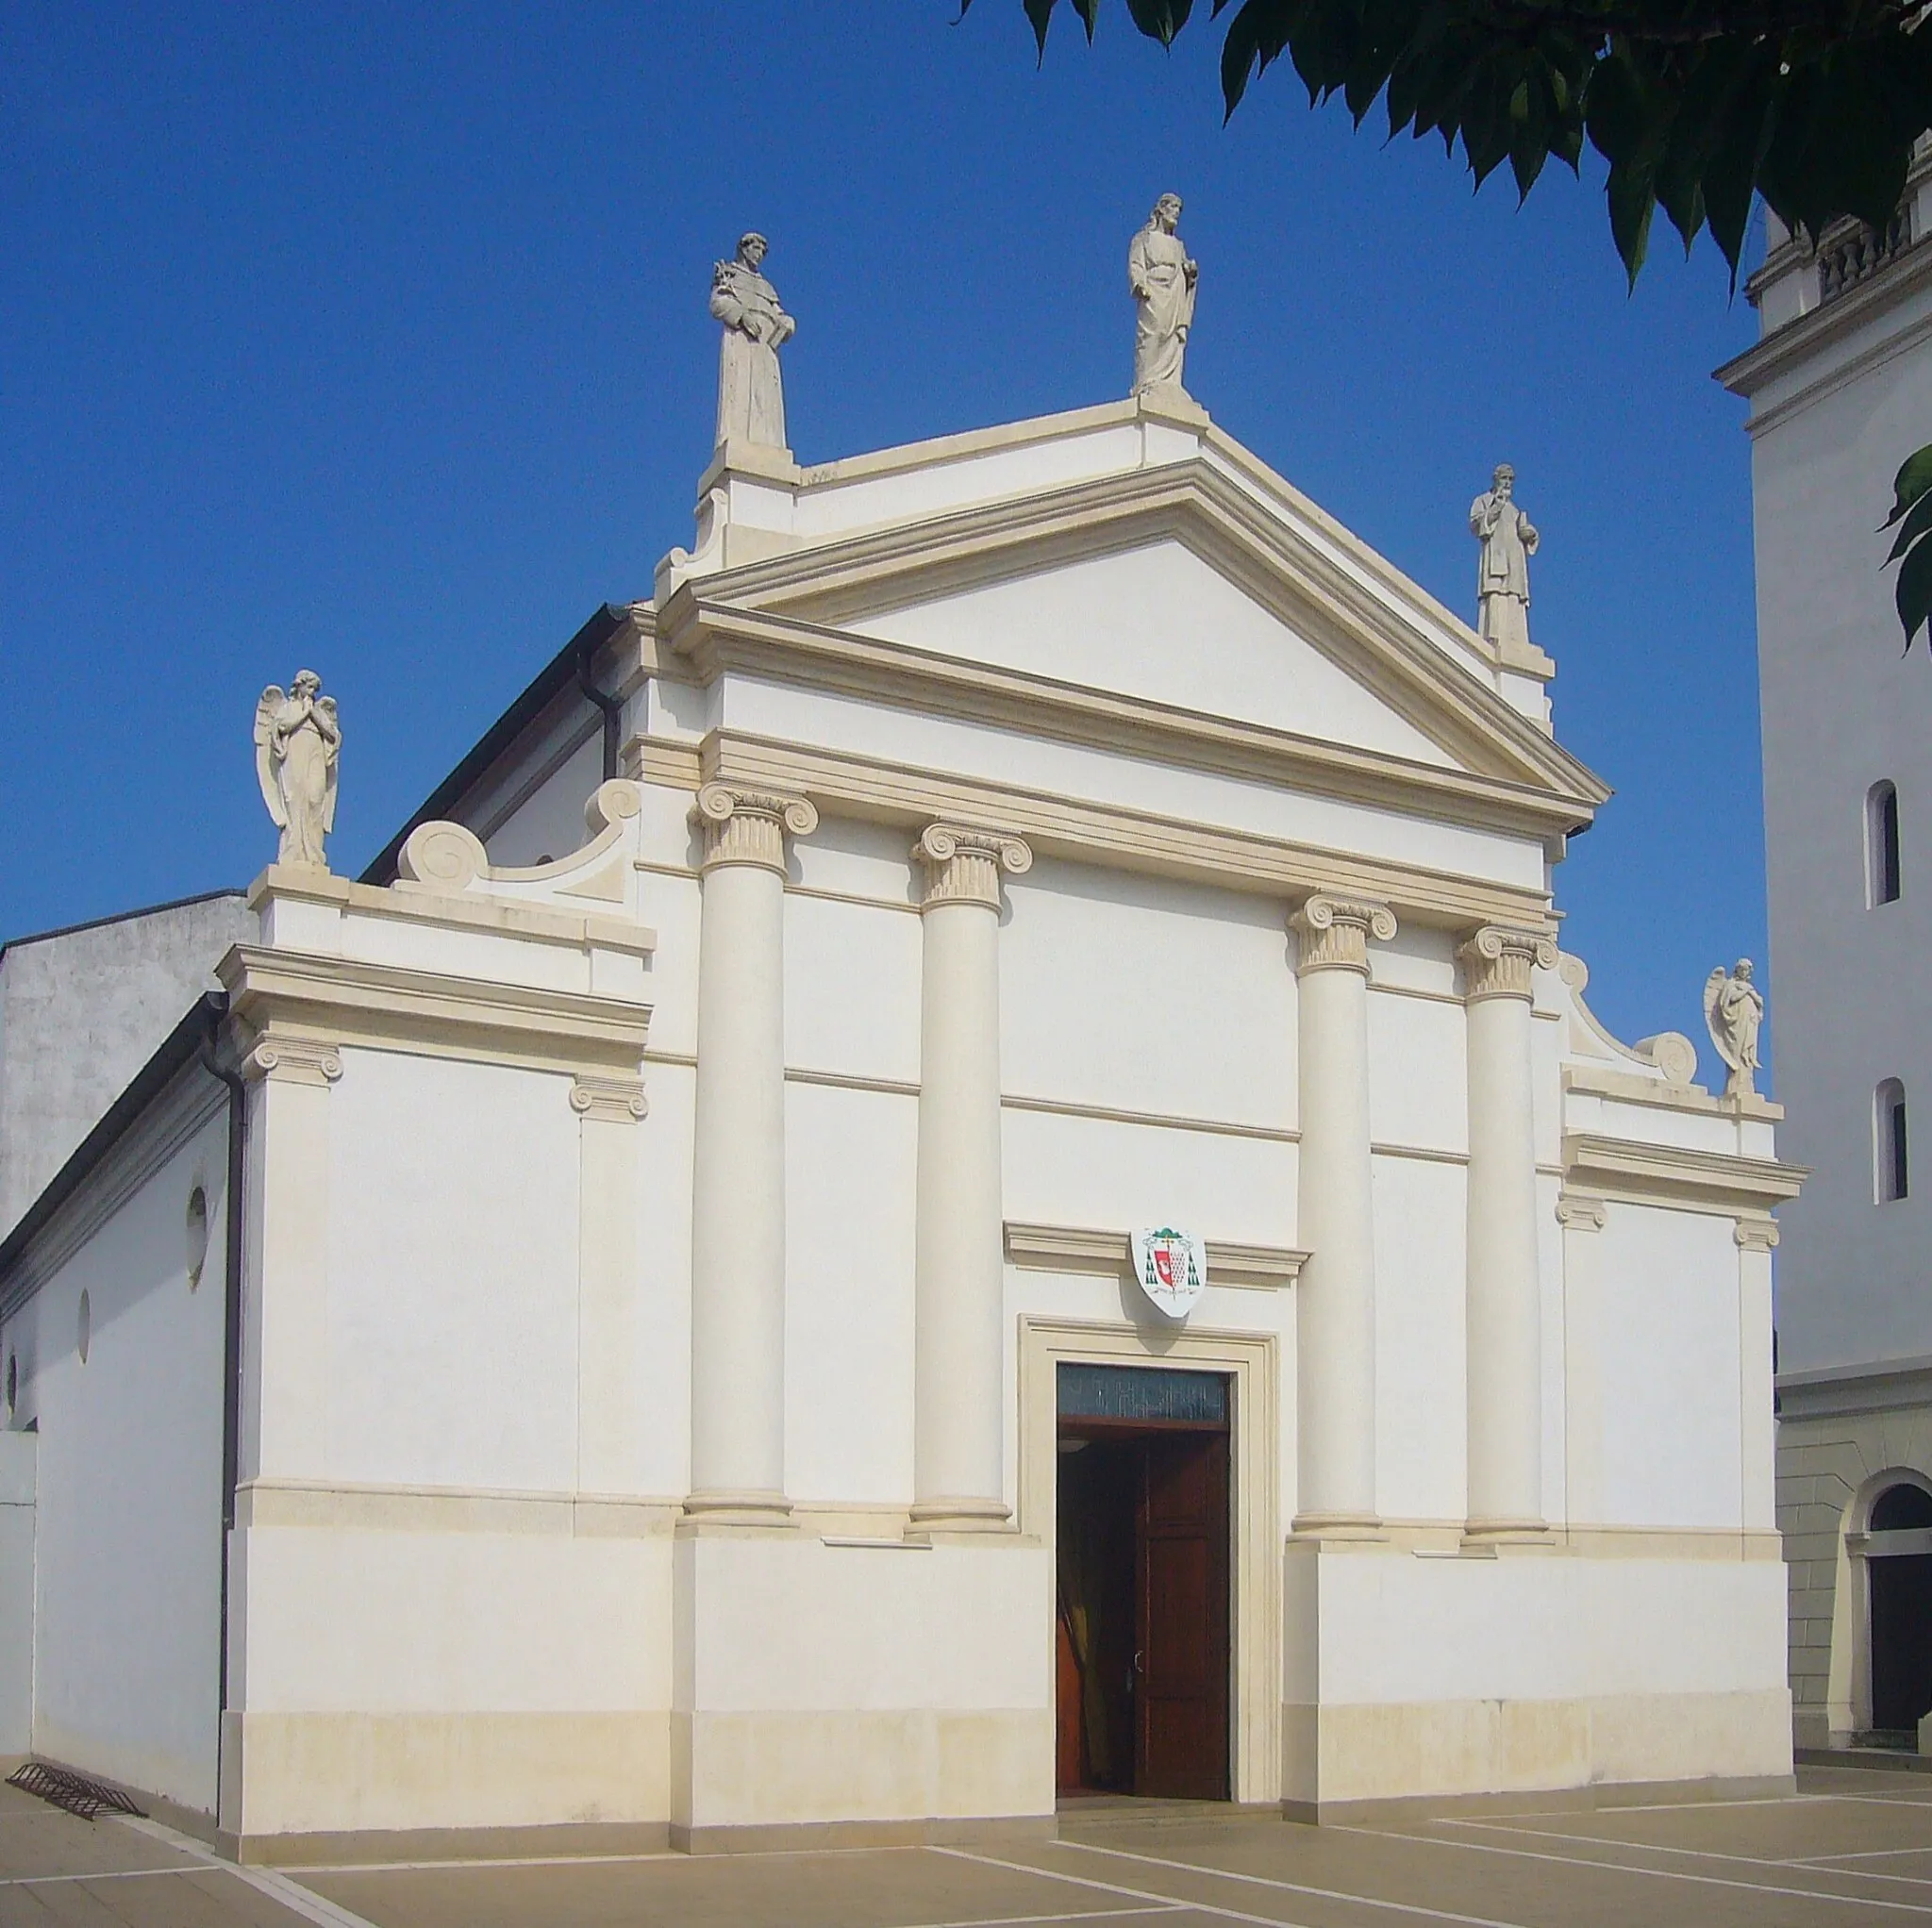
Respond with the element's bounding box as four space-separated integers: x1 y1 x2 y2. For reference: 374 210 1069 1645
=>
1869 781 1902 906
1873 1482 1932 1530
1877 1079 1909 1203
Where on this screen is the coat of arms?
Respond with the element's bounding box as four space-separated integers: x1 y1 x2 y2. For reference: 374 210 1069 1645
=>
1128 1226 1208 1320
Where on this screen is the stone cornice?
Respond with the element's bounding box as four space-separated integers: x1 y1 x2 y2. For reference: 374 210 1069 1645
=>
691 728 1556 935
652 460 1605 807
691 783 819 873
1290 895 1397 975
1560 1062 1783 1122
249 862 657 957
1004 1222 1307 1291
655 603 1596 848
1560 1131 1807 1219
219 945 651 1081
1459 925 1558 1002
912 823 1033 909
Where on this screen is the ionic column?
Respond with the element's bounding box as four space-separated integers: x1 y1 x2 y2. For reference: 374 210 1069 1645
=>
685 783 817 1525
909 823 1032 1534
1291 894 1395 1533
1458 924 1557 1537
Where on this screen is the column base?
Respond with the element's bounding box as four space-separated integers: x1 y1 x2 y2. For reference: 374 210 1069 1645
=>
681 1489 797 1532
1291 1511 1385 1541
907 1496 1012 1537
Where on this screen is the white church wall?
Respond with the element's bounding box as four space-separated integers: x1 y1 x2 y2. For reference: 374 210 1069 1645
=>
1596 1203 1744 1529
324 1049 581 1492
1371 1155 1468 1522
849 540 1457 769
1365 986 1466 1155
631 1058 694 1499
783 1081 918 1508
8 1096 228 1814
1000 858 1295 1131
783 895 921 1087
476 726 603 871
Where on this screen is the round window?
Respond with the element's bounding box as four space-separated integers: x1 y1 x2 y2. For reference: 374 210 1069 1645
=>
186 1186 210 1290
77 1290 91 1365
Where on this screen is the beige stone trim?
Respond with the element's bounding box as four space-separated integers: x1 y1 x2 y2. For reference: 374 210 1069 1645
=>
1735 1217 1780 1253
1291 895 1398 974
1562 1062 1783 1122
695 730 1554 934
1555 1192 1607 1231
1560 1132 1806 1218
1000 1090 1293 1143
1004 1222 1306 1290
1018 1314 1281 1804
570 1073 649 1122
219 946 651 1081
236 1476 682 1537
668 459 1596 805
246 1039 342 1089
631 736 705 790
1458 925 1557 1002
660 596 1597 844
912 823 1033 909
691 783 819 873
246 863 656 956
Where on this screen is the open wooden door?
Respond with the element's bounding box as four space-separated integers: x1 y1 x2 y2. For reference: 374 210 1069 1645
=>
1135 1430 1229 1799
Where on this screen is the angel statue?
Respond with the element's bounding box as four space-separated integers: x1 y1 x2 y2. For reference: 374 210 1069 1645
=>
1704 958 1765 1099
254 671 341 869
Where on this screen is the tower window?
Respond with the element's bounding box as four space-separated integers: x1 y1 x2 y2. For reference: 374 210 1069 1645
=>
1877 1079 1909 1203
1869 781 1902 906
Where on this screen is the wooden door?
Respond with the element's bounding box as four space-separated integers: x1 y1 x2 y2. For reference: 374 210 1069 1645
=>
1134 1431 1229 1798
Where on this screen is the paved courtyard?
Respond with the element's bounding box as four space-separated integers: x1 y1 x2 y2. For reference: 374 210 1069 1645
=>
5 1765 1932 1925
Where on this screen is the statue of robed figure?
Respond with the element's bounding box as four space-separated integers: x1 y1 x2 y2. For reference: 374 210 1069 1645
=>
255 670 341 870
710 231 794 451
1129 193 1198 396
1470 463 1540 653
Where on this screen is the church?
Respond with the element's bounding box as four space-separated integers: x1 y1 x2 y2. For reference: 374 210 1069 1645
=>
0 208 1802 1861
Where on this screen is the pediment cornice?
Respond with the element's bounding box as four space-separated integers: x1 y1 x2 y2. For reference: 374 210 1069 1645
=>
650 595 1601 846
648 457 1606 817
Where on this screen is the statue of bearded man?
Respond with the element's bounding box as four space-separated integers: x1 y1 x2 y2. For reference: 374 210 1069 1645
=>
1469 463 1541 653
710 231 794 452
1128 193 1198 397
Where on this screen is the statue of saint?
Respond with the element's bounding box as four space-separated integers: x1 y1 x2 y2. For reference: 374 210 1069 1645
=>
1469 463 1540 653
255 671 341 870
1704 958 1765 1098
1128 193 1198 396
710 231 794 452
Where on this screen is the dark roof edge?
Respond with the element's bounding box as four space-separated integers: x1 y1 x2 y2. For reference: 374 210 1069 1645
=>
0 992 229 1285
0 889 248 964
360 604 628 887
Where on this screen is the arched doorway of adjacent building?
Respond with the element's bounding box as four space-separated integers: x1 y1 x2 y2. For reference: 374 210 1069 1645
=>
1868 1480 1932 1741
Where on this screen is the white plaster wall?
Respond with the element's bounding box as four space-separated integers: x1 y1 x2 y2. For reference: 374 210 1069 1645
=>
633 1060 694 1500
784 1082 918 1506
477 729 603 870
1597 1204 1743 1529
1371 1156 1467 1521
325 1050 580 1491
784 896 921 1087
851 540 1457 767
4 1102 228 1811
1751 283 1932 1371
1366 991 1466 1154
1001 858 1295 1128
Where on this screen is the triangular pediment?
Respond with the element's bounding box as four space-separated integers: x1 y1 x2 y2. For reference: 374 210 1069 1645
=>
662 456 1604 813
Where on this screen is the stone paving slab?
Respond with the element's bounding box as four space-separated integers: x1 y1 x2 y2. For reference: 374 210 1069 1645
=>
9 1763 1932 1926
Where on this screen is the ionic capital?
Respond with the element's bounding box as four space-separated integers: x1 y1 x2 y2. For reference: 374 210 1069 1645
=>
1458 925 1558 1003
246 1038 342 1088
691 784 819 873
1735 1217 1780 1253
1555 1192 1607 1233
571 1073 649 1123
1290 895 1396 975
912 823 1033 910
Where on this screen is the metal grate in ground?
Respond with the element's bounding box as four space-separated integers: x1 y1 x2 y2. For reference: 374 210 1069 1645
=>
6 1758 146 1820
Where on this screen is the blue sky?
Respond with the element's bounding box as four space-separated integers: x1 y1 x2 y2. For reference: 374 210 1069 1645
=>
5 4 1771 1063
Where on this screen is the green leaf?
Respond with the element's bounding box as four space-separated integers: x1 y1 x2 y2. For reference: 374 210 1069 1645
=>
1884 485 1932 565
1125 0 1194 44
1894 522 1932 653
1883 444 1932 528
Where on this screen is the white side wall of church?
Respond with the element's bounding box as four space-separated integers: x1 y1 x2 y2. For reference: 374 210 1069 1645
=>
2 1099 227 1813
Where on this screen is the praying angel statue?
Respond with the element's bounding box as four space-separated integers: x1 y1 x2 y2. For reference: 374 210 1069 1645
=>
255 671 341 870
1704 959 1765 1099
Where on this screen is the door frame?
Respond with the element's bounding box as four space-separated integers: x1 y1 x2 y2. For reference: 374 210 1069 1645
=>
1019 1315 1281 1805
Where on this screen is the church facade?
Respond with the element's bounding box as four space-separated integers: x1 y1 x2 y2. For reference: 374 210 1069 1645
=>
0 258 1800 1856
